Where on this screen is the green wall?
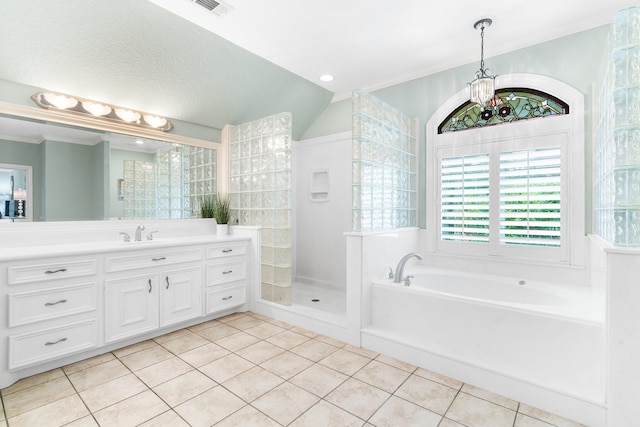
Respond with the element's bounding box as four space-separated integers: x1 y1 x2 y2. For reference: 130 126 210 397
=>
301 25 610 231
0 139 42 220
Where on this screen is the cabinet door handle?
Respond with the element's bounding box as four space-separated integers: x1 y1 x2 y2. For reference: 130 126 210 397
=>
151 257 166 262
222 296 233 301
222 270 233 275
222 249 233 253
45 268 67 274
44 299 68 306
165 276 170 290
45 337 67 346
148 279 152 293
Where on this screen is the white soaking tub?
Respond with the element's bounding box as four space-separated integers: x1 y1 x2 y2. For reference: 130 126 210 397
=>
364 267 606 426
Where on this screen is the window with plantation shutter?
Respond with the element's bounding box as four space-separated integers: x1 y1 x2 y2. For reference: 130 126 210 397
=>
499 148 561 246
441 154 490 242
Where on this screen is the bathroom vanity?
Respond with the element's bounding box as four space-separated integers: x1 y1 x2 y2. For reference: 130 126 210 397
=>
0 220 258 388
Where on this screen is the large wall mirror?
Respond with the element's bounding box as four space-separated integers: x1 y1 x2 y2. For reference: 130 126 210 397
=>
0 106 222 222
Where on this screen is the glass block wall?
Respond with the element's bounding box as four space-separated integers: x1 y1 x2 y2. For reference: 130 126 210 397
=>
352 89 418 231
595 6 640 246
229 113 293 305
123 146 217 219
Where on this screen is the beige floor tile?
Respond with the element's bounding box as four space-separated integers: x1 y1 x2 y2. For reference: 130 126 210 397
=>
290 325 318 338
260 351 315 379
222 366 284 402
0 398 4 421
79 373 148 413
290 400 364 427
290 339 339 362
226 315 265 330
268 319 294 329
252 382 319 426
153 328 192 344
353 360 411 393
315 334 347 348
67 359 130 392
515 413 558 427
290 363 348 398
438 418 466 427
64 415 99 426
153 370 216 407
1 368 65 396
446 392 516 427
178 342 230 367
112 339 158 358
265 330 311 349
193 322 239 341
325 378 390 420
119 345 173 371
6 394 88 427
518 403 585 427
215 331 261 352
0 420 5 427
236 340 285 364
63 352 116 375
247 312 274 322
217 312 248 323
3 375 76 417
375 354 417 373
343 344 380 359
215 405 281 427
199 353 255 383
187 318 221 333
370 395 442 427
135 356 193 387
174 386 245 427
461 383 519 410
394 374 458 415
414 367 463 390
93 390 169 427
160 332 210 354
138 410 190 427
318 348 371 376
244 322 287 339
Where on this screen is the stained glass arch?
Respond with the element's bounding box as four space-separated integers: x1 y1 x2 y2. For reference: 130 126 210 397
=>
438 88 569 134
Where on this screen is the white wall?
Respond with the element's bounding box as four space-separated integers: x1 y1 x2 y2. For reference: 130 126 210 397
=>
294 132 351 289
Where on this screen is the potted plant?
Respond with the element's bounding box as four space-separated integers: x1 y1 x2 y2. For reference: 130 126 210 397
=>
199 195 216 219
213 193 231 235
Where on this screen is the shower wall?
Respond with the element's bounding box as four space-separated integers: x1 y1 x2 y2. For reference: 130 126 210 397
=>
295 133 352 289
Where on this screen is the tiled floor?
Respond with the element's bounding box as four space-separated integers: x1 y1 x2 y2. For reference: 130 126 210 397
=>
0 311 585 427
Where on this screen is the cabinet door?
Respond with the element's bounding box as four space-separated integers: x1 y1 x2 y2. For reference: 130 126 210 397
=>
160 267 202 327
105 274 159 343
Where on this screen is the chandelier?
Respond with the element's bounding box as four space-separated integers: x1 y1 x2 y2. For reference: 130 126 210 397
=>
469 18 496 107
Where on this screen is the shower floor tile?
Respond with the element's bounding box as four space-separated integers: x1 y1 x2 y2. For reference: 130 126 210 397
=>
1 311 586 427
292 281 346 316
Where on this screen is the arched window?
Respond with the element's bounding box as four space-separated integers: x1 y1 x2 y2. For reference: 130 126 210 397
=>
425 74 585 266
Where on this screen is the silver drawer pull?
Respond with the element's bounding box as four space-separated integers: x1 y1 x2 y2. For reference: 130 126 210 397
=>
44 299 68 306
45 337 67 346
165 276 170 290
148 279 152 293
222 270 233 275
152 257 166 262
222 296 233 301
222 249 233 253
45 268 68 274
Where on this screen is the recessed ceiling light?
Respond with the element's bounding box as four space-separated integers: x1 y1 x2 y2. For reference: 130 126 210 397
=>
319 74 334 82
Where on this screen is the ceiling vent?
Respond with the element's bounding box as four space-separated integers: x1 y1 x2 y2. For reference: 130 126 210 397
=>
192 0 233 16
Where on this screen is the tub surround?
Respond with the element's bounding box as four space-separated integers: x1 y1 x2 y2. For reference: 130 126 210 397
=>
0 220 260 389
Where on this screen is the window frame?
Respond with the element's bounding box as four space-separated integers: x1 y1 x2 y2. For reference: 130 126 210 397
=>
425 74 585 266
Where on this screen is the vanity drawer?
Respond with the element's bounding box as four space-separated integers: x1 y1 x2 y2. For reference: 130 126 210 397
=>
105 248 202 273
205 284 246 314
8 282 97 327
8 259 97 285
206 243 247 259
206 260 246 286
8 319 98 370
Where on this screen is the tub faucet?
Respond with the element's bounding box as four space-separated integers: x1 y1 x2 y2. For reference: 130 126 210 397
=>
135 225 145 241
393 253 423 283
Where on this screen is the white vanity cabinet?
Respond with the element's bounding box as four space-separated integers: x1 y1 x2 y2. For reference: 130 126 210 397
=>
205 242 247 313
104 248 203 343
3 256 99 370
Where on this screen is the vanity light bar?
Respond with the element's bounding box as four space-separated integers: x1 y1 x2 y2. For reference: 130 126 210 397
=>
31 91 173 132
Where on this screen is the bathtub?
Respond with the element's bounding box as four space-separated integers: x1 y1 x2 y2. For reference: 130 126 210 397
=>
364 268 606 425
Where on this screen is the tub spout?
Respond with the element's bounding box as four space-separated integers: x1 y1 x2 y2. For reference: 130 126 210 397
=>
393 253 423 283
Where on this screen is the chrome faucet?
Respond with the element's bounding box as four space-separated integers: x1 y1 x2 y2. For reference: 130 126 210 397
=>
135 225 145 241
393 253 423 283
